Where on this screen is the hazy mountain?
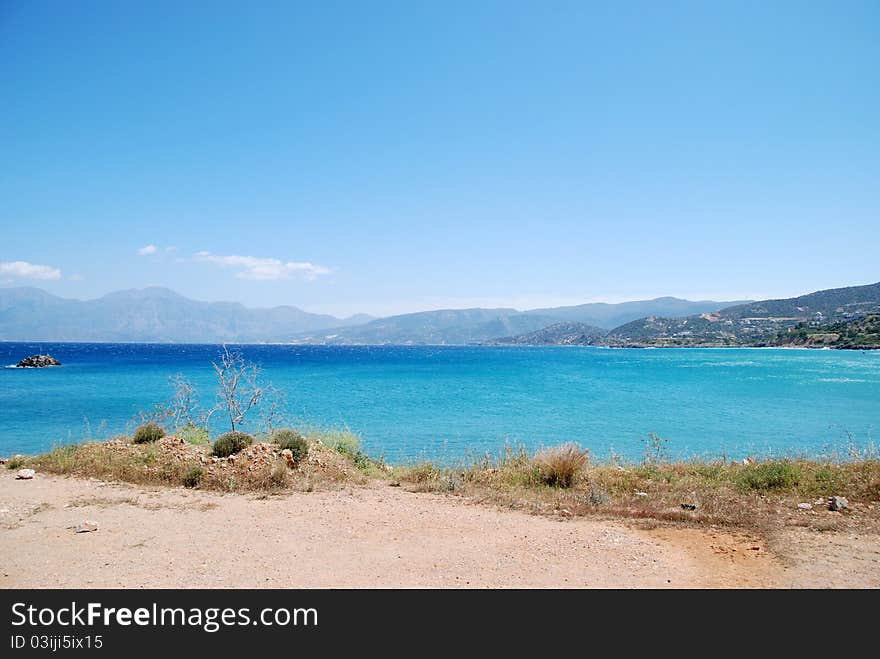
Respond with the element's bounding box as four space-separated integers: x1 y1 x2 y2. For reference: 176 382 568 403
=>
486 321 607 346
604 282 880 347
0 287 372 342
523 297 752 329
291 296 746 345
293 308 563 345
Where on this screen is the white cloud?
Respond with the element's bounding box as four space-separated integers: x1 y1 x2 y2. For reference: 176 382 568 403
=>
165 246 178 253
137 244 158 256
194 251 331 281
0 261 62 280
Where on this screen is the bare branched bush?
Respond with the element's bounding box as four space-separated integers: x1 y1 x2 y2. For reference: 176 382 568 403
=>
213 346 266 432
167 374 216 430
257 384 288 434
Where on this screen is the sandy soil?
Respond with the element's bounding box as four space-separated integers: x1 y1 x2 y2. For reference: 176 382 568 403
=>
1 471 877 588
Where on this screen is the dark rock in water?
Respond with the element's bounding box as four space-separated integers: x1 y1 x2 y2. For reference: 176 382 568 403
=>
16 354 61 368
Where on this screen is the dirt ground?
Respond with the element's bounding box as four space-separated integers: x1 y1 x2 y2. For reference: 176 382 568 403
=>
1 471 877 588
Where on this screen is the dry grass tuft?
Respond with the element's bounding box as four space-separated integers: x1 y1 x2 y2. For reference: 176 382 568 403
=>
534 443 589 488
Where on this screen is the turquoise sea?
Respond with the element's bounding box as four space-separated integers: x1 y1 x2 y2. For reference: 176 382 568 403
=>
1 342 878 463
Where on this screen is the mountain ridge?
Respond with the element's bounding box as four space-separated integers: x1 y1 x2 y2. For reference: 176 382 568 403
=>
0 287 373 343
603 282 880 347
0 287 748 344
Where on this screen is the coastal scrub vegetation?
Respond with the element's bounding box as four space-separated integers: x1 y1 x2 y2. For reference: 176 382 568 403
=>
182 466 204 488
136 347 283 444
23 428 373 494
534 443 589 487
391 440 880 531
132 422 166 444
272 429 308 464
211 431 254 458
12 433 880 532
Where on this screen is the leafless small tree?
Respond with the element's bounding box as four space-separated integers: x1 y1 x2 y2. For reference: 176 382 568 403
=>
166 374 215 429
257 383 288 434
213 346 266 432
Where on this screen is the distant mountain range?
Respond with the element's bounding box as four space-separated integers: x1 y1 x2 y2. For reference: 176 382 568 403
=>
289 298 748 345
0 287 372 342
0 286 748 344
520 297 753 331
8 283 878 347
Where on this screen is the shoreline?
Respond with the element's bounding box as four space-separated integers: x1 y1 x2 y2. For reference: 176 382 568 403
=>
2 339 879 350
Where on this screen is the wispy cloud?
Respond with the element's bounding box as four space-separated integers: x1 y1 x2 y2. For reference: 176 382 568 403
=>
0 260 62 280
194 251 332 281
137 244 158 256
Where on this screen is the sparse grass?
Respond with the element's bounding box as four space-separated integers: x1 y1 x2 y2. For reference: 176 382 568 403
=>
177 424 211 446
5 456 26 470
26 430 371 494
316 429 374 472
737 460 800 492
395 447 880 530
17 434 880 532
31 442 190 487
269 458 288 488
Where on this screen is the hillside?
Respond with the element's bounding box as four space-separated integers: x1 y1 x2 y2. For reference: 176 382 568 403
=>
604 282 880 347
487 321 607 346
523 297 752 329
0 287 371 342
292 309 563 345
292 297 747 345
772 314 880 349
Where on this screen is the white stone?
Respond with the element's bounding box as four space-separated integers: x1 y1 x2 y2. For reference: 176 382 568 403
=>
15 469 35 480
74 520 98 533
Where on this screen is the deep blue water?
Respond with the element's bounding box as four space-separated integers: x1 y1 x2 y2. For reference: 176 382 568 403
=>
1 342 878 463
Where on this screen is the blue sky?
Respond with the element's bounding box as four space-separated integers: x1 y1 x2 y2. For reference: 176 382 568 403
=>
1 1 878 317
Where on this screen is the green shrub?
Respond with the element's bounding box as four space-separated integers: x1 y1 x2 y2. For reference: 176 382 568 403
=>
272 429 309 464
211 431 253 458
5 456 26 470
182 466 204 488
738 461 800 492
534 443 589 488
133 423 166 444
323 430 371 470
